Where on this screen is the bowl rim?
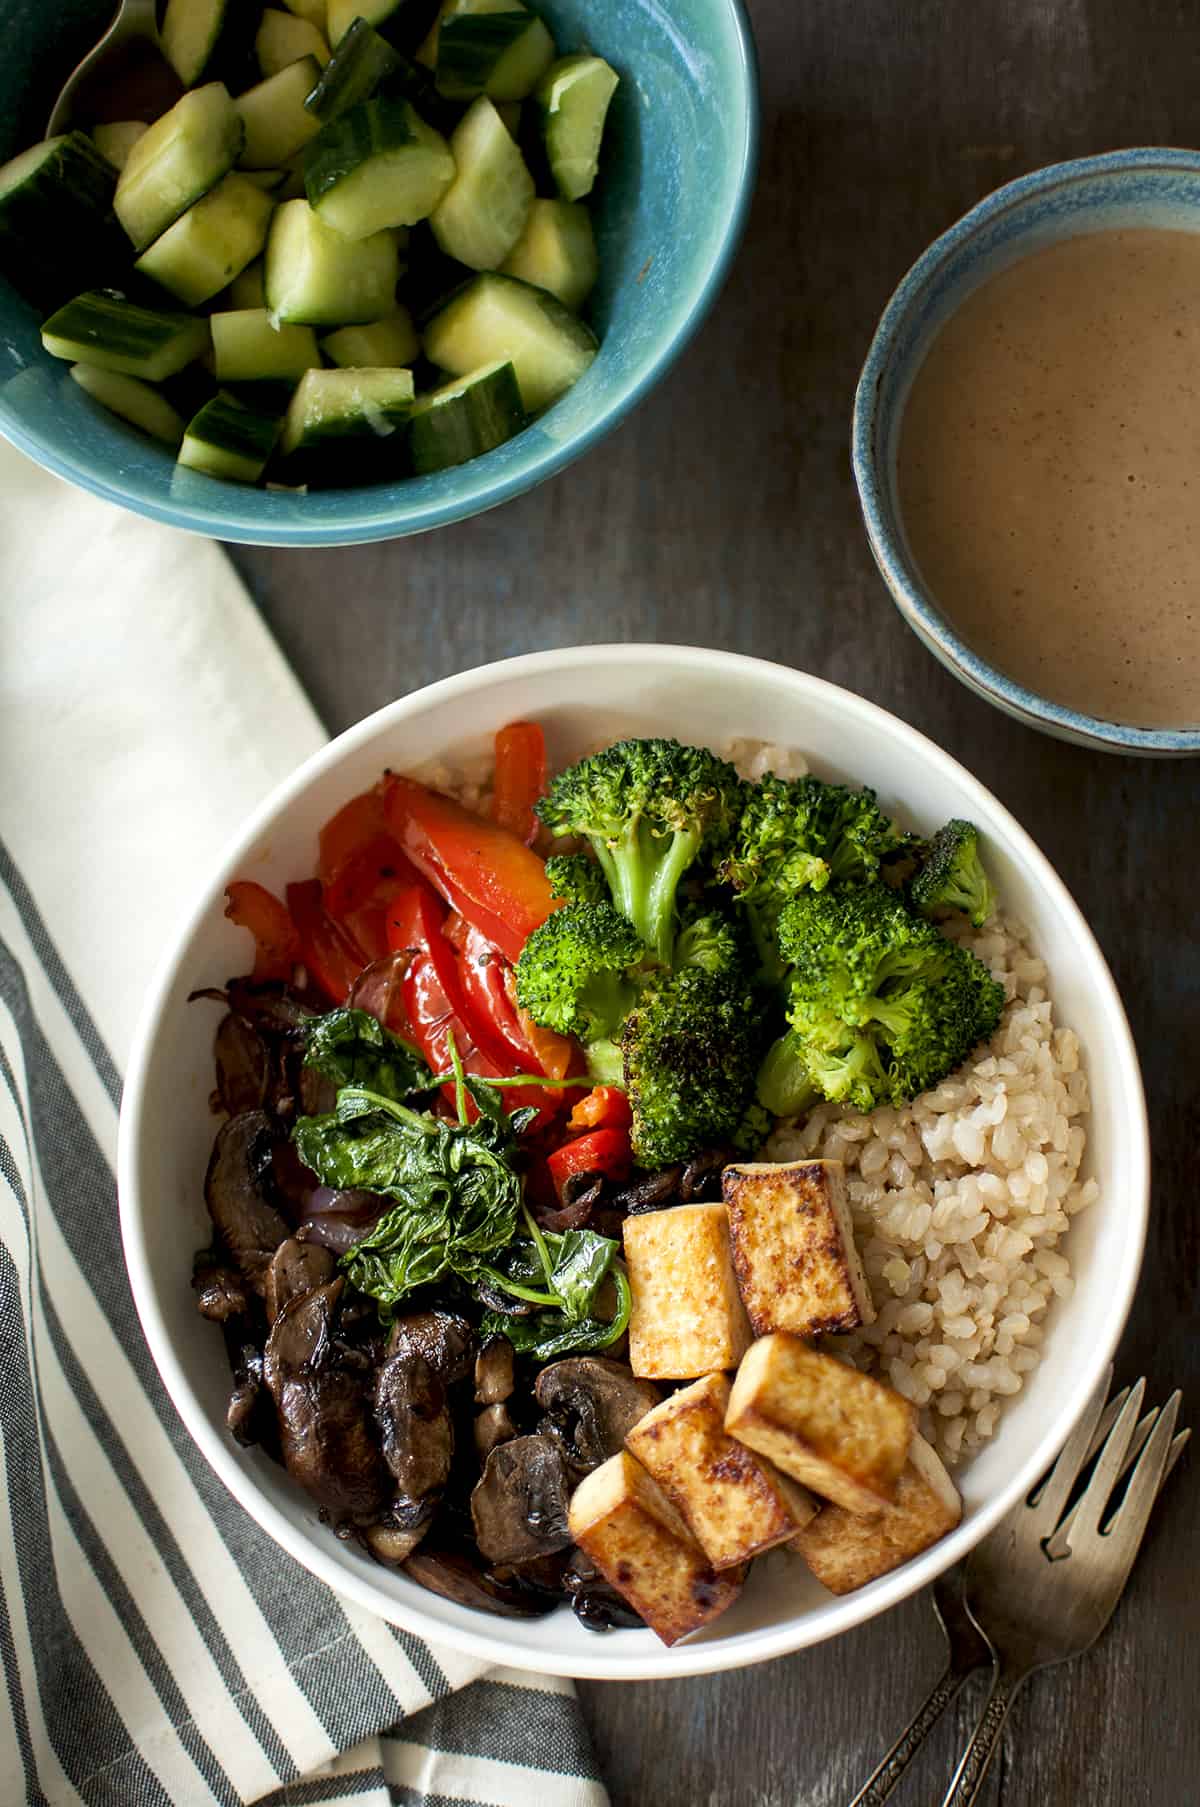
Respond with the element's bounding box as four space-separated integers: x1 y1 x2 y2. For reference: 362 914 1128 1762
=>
851 145 1200 756
0 3 760 548
116 644 1150 1678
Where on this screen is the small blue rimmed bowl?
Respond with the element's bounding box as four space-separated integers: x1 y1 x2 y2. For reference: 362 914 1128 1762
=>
0 0 758 546
852 148 1200 757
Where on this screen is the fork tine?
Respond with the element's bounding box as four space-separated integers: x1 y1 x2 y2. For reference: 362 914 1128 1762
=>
1078 1384 1132 1471
1050 1378 1147 1551
1049 1403 1161 1548
1164 1428 1190 1485
1027 1365 1113 1529
1090 1391 1183 1569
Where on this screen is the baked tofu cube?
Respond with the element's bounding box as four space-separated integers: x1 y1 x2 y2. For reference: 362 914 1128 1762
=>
622 1202 752 1379
790 1431 962 1593
626 1372 817 1569
567 1451 745 1645
725 1332 915 1515
723 1160 875 1337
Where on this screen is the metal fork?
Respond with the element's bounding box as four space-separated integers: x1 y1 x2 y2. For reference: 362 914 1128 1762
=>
848 1372 1188 1807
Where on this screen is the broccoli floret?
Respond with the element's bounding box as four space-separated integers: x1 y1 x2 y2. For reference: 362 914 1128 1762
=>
909 819 997 928
777 885 1005 1110
731 1098 776 1156
674 908 746 979
622 967 762 1167
536 738 744 966
515 903 647 1044
721 774 911 979
544 852 609 907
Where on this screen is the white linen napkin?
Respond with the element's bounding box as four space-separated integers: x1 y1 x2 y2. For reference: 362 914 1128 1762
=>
0 438 608 1807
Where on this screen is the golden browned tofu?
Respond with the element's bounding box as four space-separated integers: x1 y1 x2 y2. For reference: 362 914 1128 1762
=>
622 1203 752 1379
723 1160 875 1337
725 1332 916 1514
626 1372 817 1569
790 1431 962 1593
567 1450 745 1645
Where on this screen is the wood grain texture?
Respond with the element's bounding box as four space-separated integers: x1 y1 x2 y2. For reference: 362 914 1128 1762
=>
227 1 1199 1799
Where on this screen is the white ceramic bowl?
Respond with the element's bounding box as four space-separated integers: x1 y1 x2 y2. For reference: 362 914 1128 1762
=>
117 645 1148 1680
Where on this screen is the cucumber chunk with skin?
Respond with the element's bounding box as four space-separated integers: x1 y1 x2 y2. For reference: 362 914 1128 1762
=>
322 307 420 366
265 196 400 323
281 366 414 461
327 0 441 54
536 54 618 201
500 196 596 309
305 98 454 238
0 133 126 309
236 59 325 167
134 172 274 305
115 84 244 252
256 8 331 76
162 0 260 88
408 357 523 471
424 271 596 412
430 96 533 270
92 121 149 171
279 0 327 25
211 307 321 382
179 390 282 481
70 363 186 446
435 0 555 101
42 290 210 381
305 18 404 119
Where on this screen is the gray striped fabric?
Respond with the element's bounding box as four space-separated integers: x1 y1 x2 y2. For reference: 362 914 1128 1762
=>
0 831 610 1807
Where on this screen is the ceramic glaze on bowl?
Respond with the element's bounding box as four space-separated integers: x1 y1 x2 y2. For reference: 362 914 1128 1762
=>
0 0 757 545
853 148 1200 756
117 645 1149 1680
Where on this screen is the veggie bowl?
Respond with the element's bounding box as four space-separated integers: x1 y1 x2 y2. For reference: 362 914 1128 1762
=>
117 646 1148 1678
0 0 758 544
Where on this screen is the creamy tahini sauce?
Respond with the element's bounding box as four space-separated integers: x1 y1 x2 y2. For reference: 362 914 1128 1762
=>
898 228 1200 728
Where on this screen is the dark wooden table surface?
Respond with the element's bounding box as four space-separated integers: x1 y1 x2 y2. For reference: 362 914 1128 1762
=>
229 2 1199 1799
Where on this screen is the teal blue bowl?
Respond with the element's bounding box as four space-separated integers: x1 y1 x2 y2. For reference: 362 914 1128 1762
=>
0 0 758 544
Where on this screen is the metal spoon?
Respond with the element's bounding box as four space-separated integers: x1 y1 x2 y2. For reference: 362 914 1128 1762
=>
46 0 167 136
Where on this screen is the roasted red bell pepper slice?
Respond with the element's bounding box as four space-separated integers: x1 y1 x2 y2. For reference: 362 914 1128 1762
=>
491 721 546 845
386 883 558 1127
224 881 301 982
382 774 560 965
567 1085 633 1134
286 879 366 1004
323 834 422 963
547 1126 633 1201
318 787 388 886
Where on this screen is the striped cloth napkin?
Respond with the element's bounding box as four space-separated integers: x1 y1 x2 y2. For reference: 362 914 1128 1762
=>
0 439 610 1807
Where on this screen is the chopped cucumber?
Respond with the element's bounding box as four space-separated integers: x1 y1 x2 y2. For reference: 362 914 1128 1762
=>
179 390 282 481
256 8 331 76
424 271 596 412
265 196 401 323
211 306 321 382
0 133 126 309
69 363 186 446
162 0 259 88
278 0 327 25
236 59 325 167
435 0 555 101
230 255 266 305
322 306 420 366
327 0 441 53
92 121 149 171
115 84 244 252
536 55 618 201
305 18 403 119
42 290 209 381
242 166 287 189
305 98 454 238
500 196 596 309
408 357 522 471
430 96 533 270
281 365 414 456
134 172 274 305
404 221 475 322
